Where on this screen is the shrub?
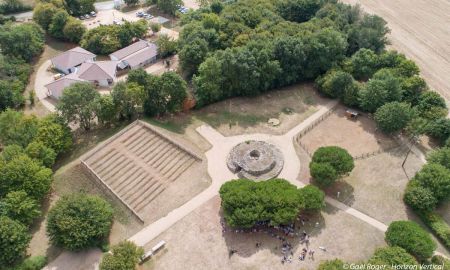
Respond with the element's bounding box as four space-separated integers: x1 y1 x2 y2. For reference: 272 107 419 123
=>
403 181 438 212
47 193 114 250
317 259 346 270
316 69 355 99
300 184 325 210
311 146 354 175
99 241 144 270
309 162 338 187
419 212 450 250
385 221 436 261
368 246 418 267
427 147 450 170
425 118 450 143
13 255 47 270
25 141 56 167
374 102 413 133
416 91 448 120
412 163 450 202
0 216 31 266
0 191 41 225
219 179 305 228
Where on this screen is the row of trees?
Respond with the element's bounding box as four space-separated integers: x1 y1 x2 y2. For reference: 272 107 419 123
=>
33 1 86 43
0 110 72 266
56 69 187 130
219 178 324 228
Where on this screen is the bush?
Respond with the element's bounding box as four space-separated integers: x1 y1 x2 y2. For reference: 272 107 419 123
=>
419 212 450 250
311 146 354 175
310 162 338 187
47 193 114 250
374 102 413 133
416 91 448 120
317 259 346 270
0 216 31 266
0 191 41 225
385 220 436 261
412 163 450 202
99 241 144 270
368 246 418 267
425 118 450 143
316 69 355 99
219 179 305 228
13 256 47 270
403 181 438 212
427 147 450 169
25 141 56 167
300 184 325 210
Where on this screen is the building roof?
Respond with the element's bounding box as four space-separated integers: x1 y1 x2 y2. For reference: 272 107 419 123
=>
77 61 118 81
122 44 158 68
44 73 87 98
51 47 96 70
109 40 153 60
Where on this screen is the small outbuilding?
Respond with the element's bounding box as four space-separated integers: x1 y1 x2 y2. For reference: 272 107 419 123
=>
110 40 158 70
50 47 96 74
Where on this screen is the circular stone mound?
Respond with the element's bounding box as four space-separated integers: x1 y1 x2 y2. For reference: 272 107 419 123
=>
227 140 284 180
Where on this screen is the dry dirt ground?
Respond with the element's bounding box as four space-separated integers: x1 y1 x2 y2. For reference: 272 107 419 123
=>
140 196 386 270
151 84 330 137
299 106 398 157
341 0 450 104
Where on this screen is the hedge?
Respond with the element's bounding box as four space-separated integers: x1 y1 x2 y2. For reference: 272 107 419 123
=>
419 211 450 250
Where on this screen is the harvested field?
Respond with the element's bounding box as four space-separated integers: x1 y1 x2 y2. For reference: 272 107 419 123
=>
80 120 209 223
298 106 398 158
341 0 450 103
141 196 386 270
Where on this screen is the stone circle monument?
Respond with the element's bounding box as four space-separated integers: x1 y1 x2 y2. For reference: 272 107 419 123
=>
227 140 284 180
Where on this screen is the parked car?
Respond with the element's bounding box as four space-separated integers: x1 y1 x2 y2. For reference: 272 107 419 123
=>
136 11 144 17
90 11 96 17
79 16 85 20
84 14 90 19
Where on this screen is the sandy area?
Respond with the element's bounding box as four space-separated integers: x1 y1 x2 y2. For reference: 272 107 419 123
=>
341 0 450 104
140 196 386 270
299 106 398 157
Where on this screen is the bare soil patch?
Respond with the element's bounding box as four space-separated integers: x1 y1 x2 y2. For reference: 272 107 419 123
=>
140 196 386 270
299 106 398 157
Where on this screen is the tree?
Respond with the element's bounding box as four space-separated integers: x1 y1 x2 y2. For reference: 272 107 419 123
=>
0 22 45 62
0 109 39 147
0 216 31 266
412 163 450 202
316 69 355 99
179 37 208 76
346 48 380 80
347 14 389 54
425 118 450 143
99 241 144 270
401 76 427 105
112 82 146 120
25 141 57 167
47 193 114 250
404 181 438 212
0 79 25 111
124 0 139 6
272 36 306 86
0 154 52 200
276 0 322 23
427 147 450 170
95 94 117 125
317 259 346 270
368 246 418 267
156 34 178 58
385 221 436 261
34 115 73 155
156 0 182 15
309 162 338 187
0 144 24 162
63 17 86 43
48 9 69 39
359 69 402 112
0 191 41 225
374 102 413 133
311 146 354 176
56 82 100 130
300 185 325 210
32 3 60 30
416 91 448 120
219 179 305 228
64 0 95 16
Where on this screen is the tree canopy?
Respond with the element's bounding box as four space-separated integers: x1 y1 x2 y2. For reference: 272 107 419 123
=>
374 102 413 133
47 193 114 250
0 216 31 266
99 241 144 270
